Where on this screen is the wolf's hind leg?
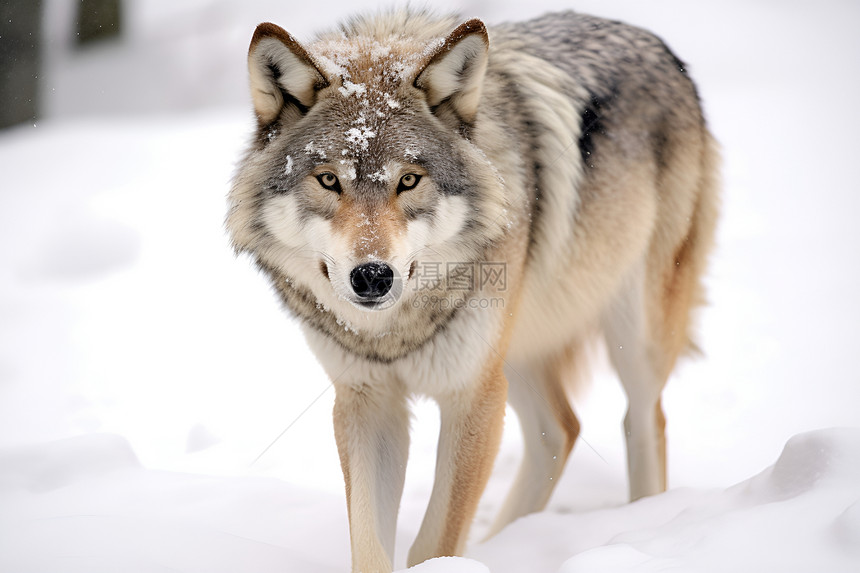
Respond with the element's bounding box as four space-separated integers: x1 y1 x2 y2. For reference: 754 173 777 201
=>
487 348 580 537
603 265 670 501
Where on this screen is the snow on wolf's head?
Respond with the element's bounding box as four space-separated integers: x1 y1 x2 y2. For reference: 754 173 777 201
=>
228 10 508 320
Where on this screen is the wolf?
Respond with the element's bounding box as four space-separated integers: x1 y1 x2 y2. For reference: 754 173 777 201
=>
227 8 718 572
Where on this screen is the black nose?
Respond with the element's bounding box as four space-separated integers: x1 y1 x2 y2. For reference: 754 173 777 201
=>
350 262 394 299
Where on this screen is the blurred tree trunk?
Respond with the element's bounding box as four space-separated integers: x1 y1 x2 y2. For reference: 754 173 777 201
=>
76 0 122 46
0 0 42 129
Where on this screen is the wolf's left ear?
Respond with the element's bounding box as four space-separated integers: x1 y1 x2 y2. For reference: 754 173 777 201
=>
248 23 328 124
414 19 489 124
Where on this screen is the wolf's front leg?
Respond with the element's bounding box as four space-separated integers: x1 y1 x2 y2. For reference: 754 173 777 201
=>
407 363 507 567
333 382 410 573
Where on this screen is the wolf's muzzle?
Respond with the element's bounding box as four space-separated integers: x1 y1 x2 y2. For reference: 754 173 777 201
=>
350 262 394 299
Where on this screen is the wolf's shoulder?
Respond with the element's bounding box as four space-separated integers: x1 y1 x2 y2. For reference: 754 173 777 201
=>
488 11 692 96
491 11 668 49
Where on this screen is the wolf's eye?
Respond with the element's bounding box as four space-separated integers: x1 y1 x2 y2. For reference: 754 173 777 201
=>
316 172 342 193
397 173 421 193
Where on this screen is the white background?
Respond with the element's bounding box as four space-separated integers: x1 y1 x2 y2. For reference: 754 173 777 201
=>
1 1 859 571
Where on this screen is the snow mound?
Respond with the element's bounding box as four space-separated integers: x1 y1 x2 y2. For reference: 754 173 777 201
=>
551 428 860 573
741 427 860 502
21 208 141 282
0 433 140 493
0 433 349 573
184 424 221 454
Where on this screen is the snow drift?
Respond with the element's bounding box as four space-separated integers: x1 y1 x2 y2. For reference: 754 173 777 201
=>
1 429 858 572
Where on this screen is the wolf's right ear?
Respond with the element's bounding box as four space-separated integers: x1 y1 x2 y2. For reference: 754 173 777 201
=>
414 19 489 124
248 23 328 124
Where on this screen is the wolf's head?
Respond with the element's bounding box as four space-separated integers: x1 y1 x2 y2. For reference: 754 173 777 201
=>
228 12 508 322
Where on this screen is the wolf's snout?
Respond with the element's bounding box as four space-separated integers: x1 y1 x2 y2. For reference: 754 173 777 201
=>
350 263 394 299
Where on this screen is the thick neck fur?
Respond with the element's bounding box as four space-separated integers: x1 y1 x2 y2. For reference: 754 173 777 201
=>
260 259 470 363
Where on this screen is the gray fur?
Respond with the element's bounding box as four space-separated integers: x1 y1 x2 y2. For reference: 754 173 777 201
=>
228 9 719 570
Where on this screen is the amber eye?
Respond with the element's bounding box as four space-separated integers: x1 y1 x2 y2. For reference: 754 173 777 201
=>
316 172 342 193
397 173 421 193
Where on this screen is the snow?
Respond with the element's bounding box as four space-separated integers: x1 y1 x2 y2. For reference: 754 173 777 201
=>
370 166 393 183
339 80 368 98
344 125 377 151
304 140 328 159
2 0 860 572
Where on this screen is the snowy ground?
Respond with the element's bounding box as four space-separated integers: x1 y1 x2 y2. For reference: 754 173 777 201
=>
2 1 860 571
